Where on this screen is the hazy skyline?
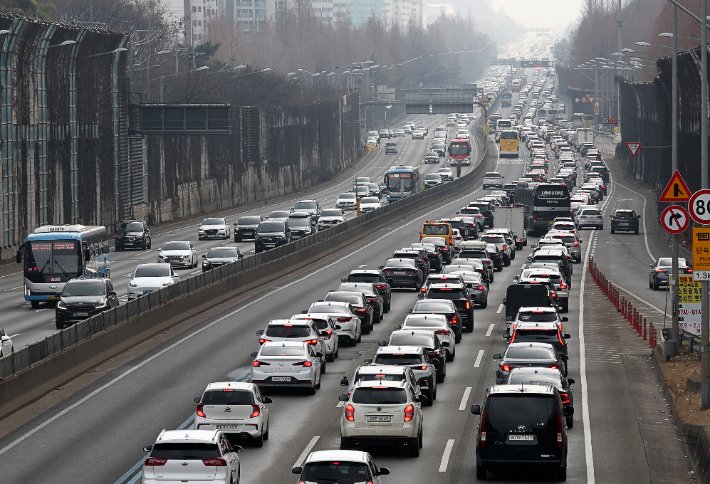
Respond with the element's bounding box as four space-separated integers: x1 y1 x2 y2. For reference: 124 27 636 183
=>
448 0 584 33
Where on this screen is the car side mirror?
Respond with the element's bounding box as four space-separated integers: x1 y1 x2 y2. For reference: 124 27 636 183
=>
563 333 571 339
292 466 303 475
256 329 264 337
202 254 207 259
561 317 569 322
493 353 502 359
250 351 258 358
301 310 308 314
194 396 200 404
338 393 349 402
560 354 569 360
143 445 153 452
340 376 349 386
263 396 272 404
364 358 373 365
394 325 401 330
233 222 238 226
378 340 387 346
340 277 347 282
471 404 482 415
378 467 391 476
232 445 244 453
563 406 575 417
441 340 450 347
568 378 576 385
378 265 384 270
637 215 641 218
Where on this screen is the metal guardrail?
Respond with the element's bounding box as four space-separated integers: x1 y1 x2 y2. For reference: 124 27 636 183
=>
0 116 489 383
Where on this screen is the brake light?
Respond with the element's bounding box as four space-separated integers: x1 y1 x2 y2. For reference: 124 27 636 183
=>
345 403 355 421
419 365 428 371
501 364 511 372
550 290 558 299
293 360 313 367
324 329 333 337
435 329 450 335
550 364 559 369
258 338 271 345
465 301 471 310
144 457 167 466
477 285 485 291
404 404 415 422
202 458 227 467
421 287 427 293
559 282 568 290
558 331 565 346
655 269 666 273
687 268 694 273
305 339 319 345
249 404 260 418
560 392 571 405
441 247 449 252
356 308 367 314
375 283 387 290
196 403 206 418
337 317 352 322
480 411 488 448
252 360 269 367
502 244 508 251
450 315 458 325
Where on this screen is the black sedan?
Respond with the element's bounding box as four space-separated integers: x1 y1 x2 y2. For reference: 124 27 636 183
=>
380 258 424 290
649 257 692 290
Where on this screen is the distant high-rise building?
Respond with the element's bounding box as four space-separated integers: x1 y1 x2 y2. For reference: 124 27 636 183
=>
311 1 349 25
423 3 455 26
185 0 279 45
339 0 423 29
185 0 219 45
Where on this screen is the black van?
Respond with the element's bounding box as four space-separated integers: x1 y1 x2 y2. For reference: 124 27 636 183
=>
471 384 572 480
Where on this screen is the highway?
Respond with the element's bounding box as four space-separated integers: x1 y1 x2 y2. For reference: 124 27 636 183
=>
0 78 693 484
0 111 481 352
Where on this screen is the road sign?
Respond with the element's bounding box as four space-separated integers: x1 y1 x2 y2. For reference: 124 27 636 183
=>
594 104 600 114
689 189 710 225
679 275 702 335
693 227 710 281
660 205 690 234
624 141 642 157
608 116 617 125
659 170 691 202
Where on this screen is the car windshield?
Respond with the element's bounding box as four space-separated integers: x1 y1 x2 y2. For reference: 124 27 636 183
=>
422 224 449 235
321 209 343 217
238 216 261 225
425 175 442 181
288 216 311 228
202 218 224 226
517 311 558 322
260 346 306 357
269 211 290 218
134 265 170 277
121 222 143 232
352 387 407 404
486 395 555 432
389 333 435 347
206 248 238 258
373 354 422 366
295 201 317 210
201 390 253 405
61 281 105 296
149 443 220 460
265 325 311 338
426 288 466 299
361 197 379 204
258 222 284 233
301 462 371 482
506 346 555 359
413 301 453 312
162 241 190 251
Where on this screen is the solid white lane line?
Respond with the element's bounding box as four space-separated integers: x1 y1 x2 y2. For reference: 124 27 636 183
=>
458 387 472 411
580 244 596 484
496 303 504 314
293 436 320 469
438 439 455 472
474 350 484 368
485 323 495 337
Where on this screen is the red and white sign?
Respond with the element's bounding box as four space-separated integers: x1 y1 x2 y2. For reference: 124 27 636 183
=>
689 189 710 225
660 205 690 235
624 141 642 158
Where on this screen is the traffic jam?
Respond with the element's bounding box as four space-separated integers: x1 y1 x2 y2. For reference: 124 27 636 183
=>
127 67 620 483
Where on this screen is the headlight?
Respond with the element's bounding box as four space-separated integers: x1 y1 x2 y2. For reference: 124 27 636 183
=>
95 300 107 309
158 253 164 258
57 301 67 310
162 281 172 286
203 261 211 266
129 282 138 288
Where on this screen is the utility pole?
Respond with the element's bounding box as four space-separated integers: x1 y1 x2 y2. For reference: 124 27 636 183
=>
616 0 622 132
670 3 680 358
702 0 710 410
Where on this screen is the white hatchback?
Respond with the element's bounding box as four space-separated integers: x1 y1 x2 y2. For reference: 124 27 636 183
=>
251 341 322 394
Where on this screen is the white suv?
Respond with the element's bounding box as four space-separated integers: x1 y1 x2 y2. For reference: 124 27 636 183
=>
141 429 242 484
292 450 391 483
194 382 271 447
307 301 362 345
290 313 340 361
575 207 603 229
339 380 424 457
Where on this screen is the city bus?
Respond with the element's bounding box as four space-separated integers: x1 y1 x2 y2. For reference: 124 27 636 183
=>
538 106 558 123
500 92 513 107
447 138 472 166
16 225 110 307
384 165 421 203
499 130 520 158
517 183 571 236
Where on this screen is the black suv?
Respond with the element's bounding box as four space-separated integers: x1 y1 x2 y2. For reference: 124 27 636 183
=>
424 283 474 333
55 278 119 329
254 220 291 253
471 385 572 480
234 215 264 242
115 220 151 251
342 269 392 312
610 209 640 234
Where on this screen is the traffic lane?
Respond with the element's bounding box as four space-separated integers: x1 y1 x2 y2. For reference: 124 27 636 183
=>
0 114 463 349
0 150 500 483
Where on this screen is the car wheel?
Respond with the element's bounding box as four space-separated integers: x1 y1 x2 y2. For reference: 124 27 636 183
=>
635 228 639 234
446 350 454 362
340 438 351 450
566 415 574 429
476 464 487 480
55 319 64 329
326 352 335 362
437 371 445 384
334 346 339 359
610 228 615 234
455 334 461 344
481 300 488 309
384 299 391 313
141 241 147 250
321 360 327 374
652 279 659 290
307 380 316 395
562 302 569 313
31 301 40 309
356 332 362 344
423 393 434 407
263 423 269 441
253 432 264 448
148 240 152 249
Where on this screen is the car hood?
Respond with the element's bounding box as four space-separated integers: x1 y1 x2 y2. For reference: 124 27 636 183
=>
319 216 344 222
237 224 259 229
60 295 106 304
159 250 191 256
257 231 286 237
200 224 227 229
130 276 174 287
204 257 239 263
360 203 380 209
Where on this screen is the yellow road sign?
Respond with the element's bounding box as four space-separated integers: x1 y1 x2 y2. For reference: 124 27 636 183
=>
692 227 710 280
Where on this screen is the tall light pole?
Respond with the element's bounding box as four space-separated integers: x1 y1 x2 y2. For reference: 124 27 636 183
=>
701 0 710 410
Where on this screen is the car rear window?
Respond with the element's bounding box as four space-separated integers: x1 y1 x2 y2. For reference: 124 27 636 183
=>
413 301 453 312
324 293 360 305
352 387 407 404
260 346 306 357
149 443 220 460
201 390 254 405
486 395 555 432
347 274 379 283
265 325 310 338
301 462 371 481
517 311 558 322
513 330 559 344
506 346 555 359
389 333 435 347
309 303 349 315
356 373 405 384
426 288 467 299
373 354 422 366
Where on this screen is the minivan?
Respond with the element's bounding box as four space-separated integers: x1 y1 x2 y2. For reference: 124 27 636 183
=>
471 384 571 480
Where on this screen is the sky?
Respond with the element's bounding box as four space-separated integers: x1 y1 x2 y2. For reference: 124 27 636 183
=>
486 0 585 32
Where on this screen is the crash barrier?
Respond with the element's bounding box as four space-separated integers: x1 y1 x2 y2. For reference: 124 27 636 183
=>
0 114 491 414
588 257 658 349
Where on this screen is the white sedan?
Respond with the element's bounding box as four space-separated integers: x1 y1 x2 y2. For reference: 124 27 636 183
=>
251 341 322 394
127 263 179 300
336 192 357 211
198 217 231 240
359 197 382 213
157 241 198 269
318 208 346 229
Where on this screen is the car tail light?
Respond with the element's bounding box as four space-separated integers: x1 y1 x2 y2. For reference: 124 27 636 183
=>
367 297 378 304
550 364 559 369
404 404 415 422
559 282 568 290
550 290 558 299
293 360 313 367
501 364 511 372
196 404 206 418
441 246 449 252
558 331 566 346
450 315 458 325
324 329 333 337
202 458 227 467
305 339 319 346
418 365 428 371
556 413 564 448
144 457 167 466
420 287 427 293
252 360 269 367
249 404 261 418
502 244 508 251
465 301 471 310
560 392 571 405
258 338 271 345
686 268 694 273
655 269 666 273
375 283 387 290
356 307 367 314
477 285 485 291
435 329 450 335
337 317 352 323
480 411 488 448
345 403 355 421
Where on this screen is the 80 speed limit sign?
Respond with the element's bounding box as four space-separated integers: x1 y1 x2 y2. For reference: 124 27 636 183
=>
689 189 710 225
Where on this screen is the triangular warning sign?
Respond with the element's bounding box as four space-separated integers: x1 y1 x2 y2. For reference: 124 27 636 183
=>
659 169 691 202
624 141 642 157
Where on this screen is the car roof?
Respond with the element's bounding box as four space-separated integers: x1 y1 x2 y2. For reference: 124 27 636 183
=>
266 319 311 327
488 384 555 396
356 365 408 375
513 321 561 331
156 429 221 444
203 381 255 392
348 269 381 275
305 450 370 464
376 345 424 355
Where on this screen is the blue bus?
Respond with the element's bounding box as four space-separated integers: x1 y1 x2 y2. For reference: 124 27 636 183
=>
16 225 110 307
384 165 421 203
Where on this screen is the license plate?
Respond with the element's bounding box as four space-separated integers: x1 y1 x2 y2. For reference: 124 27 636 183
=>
393 271 408 276
508 434 535 441
217 425 241 430
265 243 276 247
74 312 88 317
366 415 392 423
270 376 292 382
